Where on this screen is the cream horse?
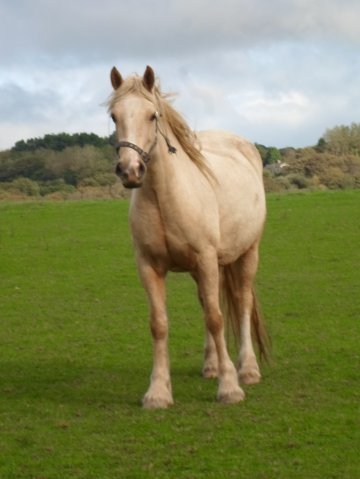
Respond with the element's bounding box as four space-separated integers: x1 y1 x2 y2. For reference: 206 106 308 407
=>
108 66 268 408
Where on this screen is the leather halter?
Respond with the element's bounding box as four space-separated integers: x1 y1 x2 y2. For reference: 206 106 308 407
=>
113 113 176 164
115 139 156 164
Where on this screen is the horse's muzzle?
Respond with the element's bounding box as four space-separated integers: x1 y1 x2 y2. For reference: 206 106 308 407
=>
115 161 146 188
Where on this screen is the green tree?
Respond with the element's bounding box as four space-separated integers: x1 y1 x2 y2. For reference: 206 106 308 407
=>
316 137 327 152
264 147 282 165
255 144 268 165
323 123 360 155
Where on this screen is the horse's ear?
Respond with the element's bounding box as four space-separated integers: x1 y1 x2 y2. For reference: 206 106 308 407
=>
110 67 123 90
143 65 155 92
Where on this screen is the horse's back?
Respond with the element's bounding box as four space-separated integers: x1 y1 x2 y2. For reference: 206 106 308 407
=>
198 130 263 179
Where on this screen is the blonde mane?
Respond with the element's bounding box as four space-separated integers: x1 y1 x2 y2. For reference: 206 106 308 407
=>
108 76 212 177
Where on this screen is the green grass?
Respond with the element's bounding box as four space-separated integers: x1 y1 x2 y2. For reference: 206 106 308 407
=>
0 191 359 479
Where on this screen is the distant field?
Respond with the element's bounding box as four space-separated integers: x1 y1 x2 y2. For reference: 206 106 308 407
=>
0 190 359 479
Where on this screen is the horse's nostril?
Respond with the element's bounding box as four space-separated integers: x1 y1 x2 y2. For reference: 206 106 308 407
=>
115 163 123 177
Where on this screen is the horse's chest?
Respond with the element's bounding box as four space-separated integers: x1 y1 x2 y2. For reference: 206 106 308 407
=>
130 207 199 272
140 228 199 272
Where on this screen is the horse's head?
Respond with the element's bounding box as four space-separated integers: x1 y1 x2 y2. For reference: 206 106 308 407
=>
109 66 159 188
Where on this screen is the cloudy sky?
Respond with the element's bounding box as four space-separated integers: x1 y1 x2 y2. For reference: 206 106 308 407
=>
0 0 359 150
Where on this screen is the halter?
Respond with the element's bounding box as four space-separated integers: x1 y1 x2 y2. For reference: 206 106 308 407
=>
113 112 177 164
115 140 157 164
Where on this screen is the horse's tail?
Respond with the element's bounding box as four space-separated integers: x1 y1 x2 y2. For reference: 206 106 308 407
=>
220 265 270 361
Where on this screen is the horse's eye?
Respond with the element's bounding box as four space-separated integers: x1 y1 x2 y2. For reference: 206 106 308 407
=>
111 114 116 123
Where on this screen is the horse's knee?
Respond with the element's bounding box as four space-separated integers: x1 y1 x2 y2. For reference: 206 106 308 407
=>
206 313 223 337
150 315 168 340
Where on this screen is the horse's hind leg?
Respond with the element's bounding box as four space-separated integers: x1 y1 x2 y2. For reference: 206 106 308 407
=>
197 252 244 403
235 244 261 385
138 261 173 409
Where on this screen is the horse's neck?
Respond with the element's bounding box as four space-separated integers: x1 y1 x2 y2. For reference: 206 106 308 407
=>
144 133 188 194
138 132 210 221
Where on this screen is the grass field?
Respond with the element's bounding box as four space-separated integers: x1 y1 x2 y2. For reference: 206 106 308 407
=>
0 190 359 478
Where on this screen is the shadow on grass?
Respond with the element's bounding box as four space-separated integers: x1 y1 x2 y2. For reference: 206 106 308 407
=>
0 357 147 408
0 358 224 408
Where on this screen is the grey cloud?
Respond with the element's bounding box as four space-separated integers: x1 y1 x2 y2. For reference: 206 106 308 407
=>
0 83 61 123
1 0 359 67
0 0 359 149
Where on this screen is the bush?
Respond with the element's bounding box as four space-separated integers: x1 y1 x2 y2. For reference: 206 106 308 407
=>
39 180 76 196
287 173 311 189
79 177 99 187
79 173 117 188
276 176 291 190
263 172 288 193
93 173 117 187
9 177 40 196
320 167 354 190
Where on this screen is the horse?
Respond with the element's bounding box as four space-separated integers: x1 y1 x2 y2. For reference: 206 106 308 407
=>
107 65 269 408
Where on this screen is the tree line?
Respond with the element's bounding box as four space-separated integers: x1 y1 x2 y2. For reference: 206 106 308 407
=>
257 122 360 166
0 124 360 199
12 132 109 152
257 123 360 192
0 133 118 198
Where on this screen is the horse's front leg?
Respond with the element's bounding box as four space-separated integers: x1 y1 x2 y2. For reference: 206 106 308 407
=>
192 274 219 379
203 329 219 379
138 260 173 409
197 252 244 404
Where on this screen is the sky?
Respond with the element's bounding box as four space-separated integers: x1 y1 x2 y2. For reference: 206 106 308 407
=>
0 0 359 150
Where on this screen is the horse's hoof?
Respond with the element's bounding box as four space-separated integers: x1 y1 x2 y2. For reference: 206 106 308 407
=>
238 368 261 385
202 365 218 379
217 386 245 404
142 390 174 409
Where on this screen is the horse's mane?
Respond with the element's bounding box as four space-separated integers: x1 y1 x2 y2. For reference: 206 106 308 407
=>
107 76 211 177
